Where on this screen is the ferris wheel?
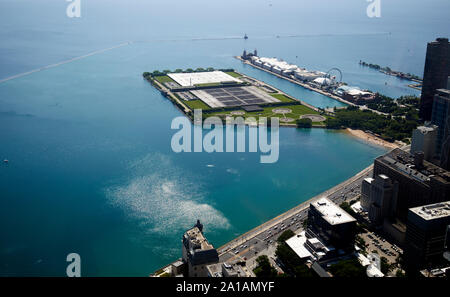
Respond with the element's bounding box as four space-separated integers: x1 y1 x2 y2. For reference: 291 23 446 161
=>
324 68 343 85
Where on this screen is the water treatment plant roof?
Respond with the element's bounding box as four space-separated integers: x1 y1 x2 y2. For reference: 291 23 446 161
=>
168 71 242 87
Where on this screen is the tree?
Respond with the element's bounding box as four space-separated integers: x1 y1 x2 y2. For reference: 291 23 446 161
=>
275 237 318 277
339 202 357 217
253 255 278 277
329 259 367 278
296 118 312 128
277 230 295 243
380 257 394 274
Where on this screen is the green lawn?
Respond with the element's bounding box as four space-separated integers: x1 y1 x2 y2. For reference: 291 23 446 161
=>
154 75 176 84
225 71 242 78
206 104 322 123
270 93 296 103
183 99 211 110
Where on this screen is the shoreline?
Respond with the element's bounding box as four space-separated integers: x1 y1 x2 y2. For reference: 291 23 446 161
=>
153 163 375 275
216 163 373 252
345 128 400 149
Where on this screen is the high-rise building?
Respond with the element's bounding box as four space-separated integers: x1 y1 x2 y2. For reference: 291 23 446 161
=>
411 124 438 161
431 89 450 169
360 177 374 211
373 149 450 221
367 174 399 226
404 201 450 273
182 220 219 277
307 197 357 250
419 38 450 121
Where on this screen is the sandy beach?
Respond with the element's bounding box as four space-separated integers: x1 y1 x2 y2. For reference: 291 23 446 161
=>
346 128 400 149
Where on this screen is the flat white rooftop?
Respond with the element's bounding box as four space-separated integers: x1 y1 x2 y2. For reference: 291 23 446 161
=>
255 57 299 72
168 71 242 87
410 201 450 220
285 231 313 259
312 197 356 225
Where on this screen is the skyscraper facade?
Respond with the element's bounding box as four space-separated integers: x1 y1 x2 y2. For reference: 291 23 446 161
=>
431 89 450 170
419 38 450 121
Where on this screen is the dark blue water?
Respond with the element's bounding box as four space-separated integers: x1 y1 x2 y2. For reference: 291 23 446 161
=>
0 0 448 276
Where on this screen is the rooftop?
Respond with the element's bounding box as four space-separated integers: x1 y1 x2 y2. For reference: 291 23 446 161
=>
416 125 438 133
376 148 450 184
311 197 356 225
364 177 375 183
256 57 299 71
410 201 450 221
168 71 242 87
286 232 312 259
205 262 249 277
436 88 450 97
185 227 214 250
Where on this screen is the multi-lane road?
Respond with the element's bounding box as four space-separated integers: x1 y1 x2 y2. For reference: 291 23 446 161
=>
217 165 374 268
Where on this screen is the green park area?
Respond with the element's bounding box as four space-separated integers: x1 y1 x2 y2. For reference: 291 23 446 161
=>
205 103 326 126
269 93 296 103
225 71 243 78
182 99 211 110
154 75 176 84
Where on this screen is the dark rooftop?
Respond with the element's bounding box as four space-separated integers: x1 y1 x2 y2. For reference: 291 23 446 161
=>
376 148 450 184
242 105 264 112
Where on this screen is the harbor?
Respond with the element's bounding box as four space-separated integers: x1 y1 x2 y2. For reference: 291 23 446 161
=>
236 52 378 108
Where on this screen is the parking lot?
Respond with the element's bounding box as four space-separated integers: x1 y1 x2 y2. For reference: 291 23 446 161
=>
360 231 402 264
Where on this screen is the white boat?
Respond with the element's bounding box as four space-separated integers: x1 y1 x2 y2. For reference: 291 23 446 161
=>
3 159 8 164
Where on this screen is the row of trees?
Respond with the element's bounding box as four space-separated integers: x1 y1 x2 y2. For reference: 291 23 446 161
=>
359 61 421 80
144 67 221 77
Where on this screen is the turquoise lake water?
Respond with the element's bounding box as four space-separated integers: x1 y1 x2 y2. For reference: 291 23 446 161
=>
0 0 449 276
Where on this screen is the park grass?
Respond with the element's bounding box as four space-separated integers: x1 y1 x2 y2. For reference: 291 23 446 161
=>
225 71 242 78
206 103 322 123
183 99 211 110
270 93 296 103
155 75 176 84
